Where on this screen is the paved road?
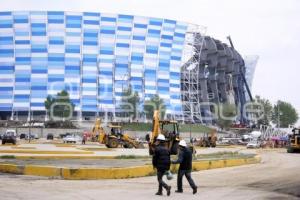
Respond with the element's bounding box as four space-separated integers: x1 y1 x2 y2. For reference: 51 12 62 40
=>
0 150 300 200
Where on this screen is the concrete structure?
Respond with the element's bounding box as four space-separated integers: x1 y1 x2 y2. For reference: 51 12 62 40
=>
181 35 253 124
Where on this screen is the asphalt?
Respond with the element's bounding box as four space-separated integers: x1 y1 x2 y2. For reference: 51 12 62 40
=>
0 150 299 200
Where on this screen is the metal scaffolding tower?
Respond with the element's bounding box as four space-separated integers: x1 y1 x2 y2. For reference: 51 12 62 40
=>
181 25 206 123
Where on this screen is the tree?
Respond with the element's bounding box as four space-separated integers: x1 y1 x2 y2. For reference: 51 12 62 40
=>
217 103 237 130
120 86 140 120
272 100 298 128
254 95 273 126
144 94 166 119
44 90 74 120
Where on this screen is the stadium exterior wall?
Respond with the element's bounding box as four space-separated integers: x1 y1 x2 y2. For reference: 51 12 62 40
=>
0 11 191 120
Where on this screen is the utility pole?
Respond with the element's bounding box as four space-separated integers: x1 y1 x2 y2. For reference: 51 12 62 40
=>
277 103 281 128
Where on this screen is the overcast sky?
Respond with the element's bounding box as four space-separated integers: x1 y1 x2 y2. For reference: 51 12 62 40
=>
1 0 300 125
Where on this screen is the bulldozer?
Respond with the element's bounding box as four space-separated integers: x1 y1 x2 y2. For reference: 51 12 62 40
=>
287 128 300 153
195 129 217 147
93 118 144 148
147 110 180 155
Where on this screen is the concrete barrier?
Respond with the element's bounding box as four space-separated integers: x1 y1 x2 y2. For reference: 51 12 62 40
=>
0 155 261 180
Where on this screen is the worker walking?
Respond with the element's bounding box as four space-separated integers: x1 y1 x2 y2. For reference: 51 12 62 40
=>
172 140 197 194
152 134 172 196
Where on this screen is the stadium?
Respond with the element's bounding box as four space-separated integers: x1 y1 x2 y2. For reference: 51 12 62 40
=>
0 11 254 123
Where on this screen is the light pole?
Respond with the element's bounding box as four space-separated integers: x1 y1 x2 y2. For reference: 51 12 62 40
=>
277 105 283 128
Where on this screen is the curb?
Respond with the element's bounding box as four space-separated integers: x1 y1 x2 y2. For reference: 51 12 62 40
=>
0 155 261 180
0 150 93 154
12 155 118 159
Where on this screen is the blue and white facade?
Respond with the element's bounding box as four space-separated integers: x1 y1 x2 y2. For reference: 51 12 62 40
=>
0 11 189 118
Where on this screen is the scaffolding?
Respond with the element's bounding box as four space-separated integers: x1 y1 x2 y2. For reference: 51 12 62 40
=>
181 24 206 123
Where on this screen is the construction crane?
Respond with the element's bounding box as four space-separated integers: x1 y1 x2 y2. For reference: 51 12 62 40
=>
227 36 253 101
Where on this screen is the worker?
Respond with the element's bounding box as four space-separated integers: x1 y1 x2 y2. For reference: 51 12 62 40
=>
152 134 171 196
82 133 87 145
172 140 197 194
111 128 115 135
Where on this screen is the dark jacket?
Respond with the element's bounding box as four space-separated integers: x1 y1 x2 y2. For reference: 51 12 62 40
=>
172 147 193 170
152 144 171 171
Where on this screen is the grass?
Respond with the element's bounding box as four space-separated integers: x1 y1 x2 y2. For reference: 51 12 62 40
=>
0 155 16 159
122 122 212 133
196 151 255 160
115 155 150 159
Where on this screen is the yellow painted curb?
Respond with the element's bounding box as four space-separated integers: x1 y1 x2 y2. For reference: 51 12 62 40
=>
0 150 93 154
77 147 114 151
13 155 117 159
11 147 36 150
0 155 261 180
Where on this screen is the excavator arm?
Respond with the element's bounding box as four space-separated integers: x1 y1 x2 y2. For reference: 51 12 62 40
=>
92 118 106 144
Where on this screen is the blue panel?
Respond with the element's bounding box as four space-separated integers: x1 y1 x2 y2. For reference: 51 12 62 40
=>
174 32 185 38
118 14 133 20
15 40 30 44
164 19 176 24
149 20 162 26
84 32 98 37
66 23 81 28
131 55 143 61
134 24 147 29
66 15 82 20
117 26 132 31
48 19 64 24
100 29 115 34
116 43 129 48
49 39 64 45
84 19 99 25
14 18 28 23
133 35 145 41
83 12 100 16
31 23 46 28
101 17 116 22
148 29 160 34
160 43 172 48
161 35 173 40
0 12 12 15
100 50 114 55
47 11 64 15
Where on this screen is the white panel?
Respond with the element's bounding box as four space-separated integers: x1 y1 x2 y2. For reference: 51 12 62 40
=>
14 90 30 94
82 91 97 95
145 81 156 86
0 99 12 103
144 90 156 94
48 69 64 74
65 78 80 83
170 88 180 92
31 107 45 111
31 74 47 78
82 83 96 87
31 98 45 103
13 102 30 107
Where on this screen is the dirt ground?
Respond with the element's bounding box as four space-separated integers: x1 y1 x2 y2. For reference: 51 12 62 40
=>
0 151 300 200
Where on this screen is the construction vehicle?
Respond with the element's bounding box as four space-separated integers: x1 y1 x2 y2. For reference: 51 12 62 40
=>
93 118 144 148
195 129 217 147
287 128 300 153
147 110 180 155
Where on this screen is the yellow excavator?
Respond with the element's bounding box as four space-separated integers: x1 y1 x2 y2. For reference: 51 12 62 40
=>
146 110 180 155
287 128 300 153
93 118 144 148
195 129 217 147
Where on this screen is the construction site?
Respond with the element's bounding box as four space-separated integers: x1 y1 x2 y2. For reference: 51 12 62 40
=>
1 0 300 200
